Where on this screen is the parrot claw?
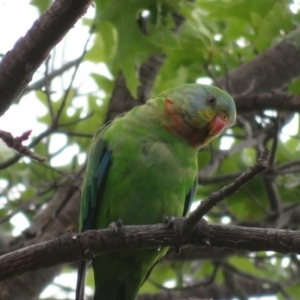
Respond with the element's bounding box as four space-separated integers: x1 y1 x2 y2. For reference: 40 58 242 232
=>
197 218 211 246
163 216 175 228
109 218 123 235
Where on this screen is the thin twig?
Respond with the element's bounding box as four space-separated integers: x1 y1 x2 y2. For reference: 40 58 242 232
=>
269 115 280 166
58 112 94 127
262 177 280 214
183 149 270 234
198 172 243 185
55 26 95 121
0 130 45 162
220 261 291 299
24 57 82 94
148 263 219 291
57 130 94 138
0 155 21 170
0 125 55 170
244 186 271 216
44 56 55 121
199 132 268 177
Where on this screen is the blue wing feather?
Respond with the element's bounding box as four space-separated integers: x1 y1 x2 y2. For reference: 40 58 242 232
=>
83 149 112 231
183 177 197 216
76 148 112 300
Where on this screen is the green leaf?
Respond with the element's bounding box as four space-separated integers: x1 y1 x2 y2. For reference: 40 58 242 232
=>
30 0 51 13
289 78 300 94
94 0 160 97
286 284 300 299
147 24 179 49
85 23 116 63
140 262 176 294
199 0 289 21
91 73 114 94
253 2 294 51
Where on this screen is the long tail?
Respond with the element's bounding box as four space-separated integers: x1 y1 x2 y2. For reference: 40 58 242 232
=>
75 260 87 300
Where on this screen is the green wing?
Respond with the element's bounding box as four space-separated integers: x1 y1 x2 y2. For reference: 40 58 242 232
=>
76 123 112 300
79 122 112 230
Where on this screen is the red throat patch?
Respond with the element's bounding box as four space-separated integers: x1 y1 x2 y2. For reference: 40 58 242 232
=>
165 99 182 129
164 99 228 148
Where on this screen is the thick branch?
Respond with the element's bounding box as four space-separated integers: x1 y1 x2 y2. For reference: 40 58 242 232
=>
0 0 92 116
216 28 300 97
1 221 300 282
236 91 300 113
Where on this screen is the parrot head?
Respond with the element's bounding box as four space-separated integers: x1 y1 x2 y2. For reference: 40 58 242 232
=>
156 83 236 148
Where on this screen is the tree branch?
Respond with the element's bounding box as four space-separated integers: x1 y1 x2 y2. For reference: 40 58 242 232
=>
24 57 82 94
0 130 45 162
2 220 300 283
216 28 300 97
0 148 276 288
236 91 300 113
184 149 269 234
0 0 92 116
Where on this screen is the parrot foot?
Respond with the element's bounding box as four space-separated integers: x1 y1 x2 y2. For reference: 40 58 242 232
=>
109 218 123 235
163 216 175 228
197 218 210 246
163 217 182 254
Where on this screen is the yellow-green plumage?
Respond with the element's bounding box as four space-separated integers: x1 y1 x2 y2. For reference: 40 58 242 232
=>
76 84 236 300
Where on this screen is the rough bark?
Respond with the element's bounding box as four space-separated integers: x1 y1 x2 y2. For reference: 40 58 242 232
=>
235 91 300 113
216 28 300 97
2 222 300 283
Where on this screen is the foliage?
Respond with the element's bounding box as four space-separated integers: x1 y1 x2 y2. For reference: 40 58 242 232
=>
1 0 300 299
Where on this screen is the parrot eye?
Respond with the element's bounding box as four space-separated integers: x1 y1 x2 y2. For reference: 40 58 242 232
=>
207 96 216 105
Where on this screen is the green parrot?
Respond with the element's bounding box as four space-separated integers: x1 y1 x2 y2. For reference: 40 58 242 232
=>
76 83 236 300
